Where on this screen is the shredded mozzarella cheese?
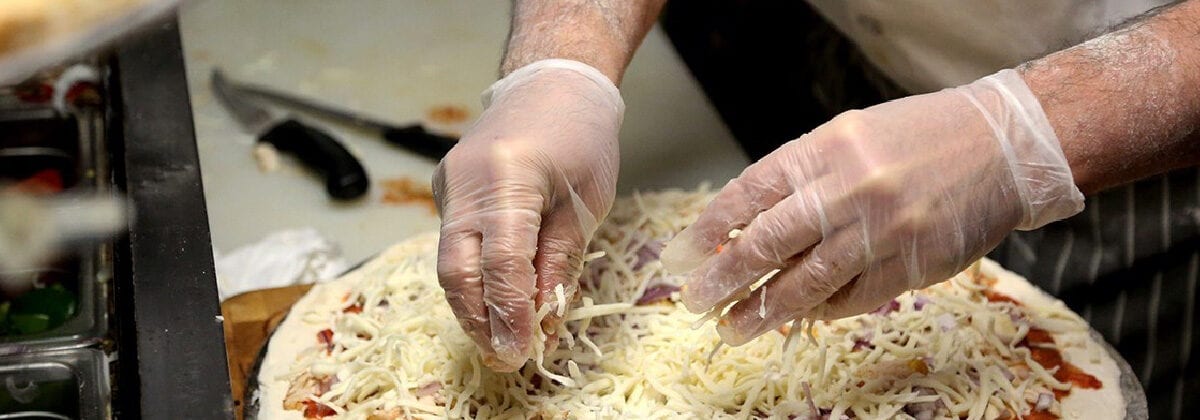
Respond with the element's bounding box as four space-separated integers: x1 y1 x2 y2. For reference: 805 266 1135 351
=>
278 190 1097 419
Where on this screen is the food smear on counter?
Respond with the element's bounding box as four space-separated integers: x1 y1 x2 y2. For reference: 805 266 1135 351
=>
425 105 470 125
379 177 436 213
0 110 80 326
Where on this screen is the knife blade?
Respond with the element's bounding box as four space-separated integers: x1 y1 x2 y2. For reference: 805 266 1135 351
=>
210 70 369 200
226 81 458 161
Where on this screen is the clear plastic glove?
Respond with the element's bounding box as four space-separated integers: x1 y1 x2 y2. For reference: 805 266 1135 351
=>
433 59 623 372
661 69 1083 346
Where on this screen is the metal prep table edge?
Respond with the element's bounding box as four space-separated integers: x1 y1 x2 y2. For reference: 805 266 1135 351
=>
108 17 234 419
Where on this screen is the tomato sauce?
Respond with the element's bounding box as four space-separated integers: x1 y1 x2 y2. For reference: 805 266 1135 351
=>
317 329 334 355
982 289 1021 305
983 291 1104 418
301 399 336 418
1023 411 1058 420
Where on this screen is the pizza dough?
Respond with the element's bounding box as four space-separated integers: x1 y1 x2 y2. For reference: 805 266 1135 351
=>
0 0 151 54
0 0 180 84
979 259 1125 419
255 190 1132 419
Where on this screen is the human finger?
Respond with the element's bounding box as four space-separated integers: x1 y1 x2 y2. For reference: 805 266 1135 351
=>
436 226 493 362
531 201 593 353
716 226 872 346
679 192 824 313
478 207 542 372
661 140 819 274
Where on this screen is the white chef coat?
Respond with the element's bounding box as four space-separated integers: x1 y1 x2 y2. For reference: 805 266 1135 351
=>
806 1 1173 93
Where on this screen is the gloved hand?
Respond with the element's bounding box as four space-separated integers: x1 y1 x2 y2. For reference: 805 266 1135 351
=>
661 69 1084 346
433 59 623 372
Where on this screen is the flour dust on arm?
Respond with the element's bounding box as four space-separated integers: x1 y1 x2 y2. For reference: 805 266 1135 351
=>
1018 1 1200 195
501 0 667 85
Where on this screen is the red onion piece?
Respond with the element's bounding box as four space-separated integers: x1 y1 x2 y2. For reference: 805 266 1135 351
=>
1000 366 1015 381
636 283 680 305
936 313 957 332
581 258 608 291
632 240 664 270
913 295 932 311
318 376 337 395
1036 392 1054 411
416 381 443 397
851 331 874 351
801 381 820 418
871 299 901 316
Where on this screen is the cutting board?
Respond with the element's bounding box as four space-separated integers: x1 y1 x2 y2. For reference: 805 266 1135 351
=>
221 283 314 419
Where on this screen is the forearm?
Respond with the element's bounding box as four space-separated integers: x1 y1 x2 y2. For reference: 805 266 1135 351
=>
1019 1 1200 195
501 0 667 85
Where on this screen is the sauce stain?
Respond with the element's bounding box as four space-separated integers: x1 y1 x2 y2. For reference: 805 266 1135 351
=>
380 177 436 214
426 105 470 124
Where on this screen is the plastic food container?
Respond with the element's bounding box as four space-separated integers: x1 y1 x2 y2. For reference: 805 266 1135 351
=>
0 109 80 189
0 348 109 418
0 250 109 352
0 108 110 352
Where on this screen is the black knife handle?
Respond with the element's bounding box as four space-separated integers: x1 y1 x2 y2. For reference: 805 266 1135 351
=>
380 125 458 161
259 119 369 200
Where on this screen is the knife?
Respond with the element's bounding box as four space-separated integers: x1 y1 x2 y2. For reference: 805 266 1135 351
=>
227 81 458 161
210 70 369 200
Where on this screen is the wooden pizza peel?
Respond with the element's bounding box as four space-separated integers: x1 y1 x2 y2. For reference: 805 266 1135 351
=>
223 283 1149 420
221 283 313 420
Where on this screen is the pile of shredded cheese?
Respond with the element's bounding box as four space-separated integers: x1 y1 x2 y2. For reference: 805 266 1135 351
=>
276 189 1102 419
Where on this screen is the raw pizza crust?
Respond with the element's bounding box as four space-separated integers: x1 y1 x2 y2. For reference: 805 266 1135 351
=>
254 199 1132 419
0 0 180 84
980 258 1125 419
255 232 440 420
0 0 152 54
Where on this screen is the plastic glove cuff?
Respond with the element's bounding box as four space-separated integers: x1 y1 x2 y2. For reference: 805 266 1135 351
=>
482 59 625 117
969 69 1085 230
